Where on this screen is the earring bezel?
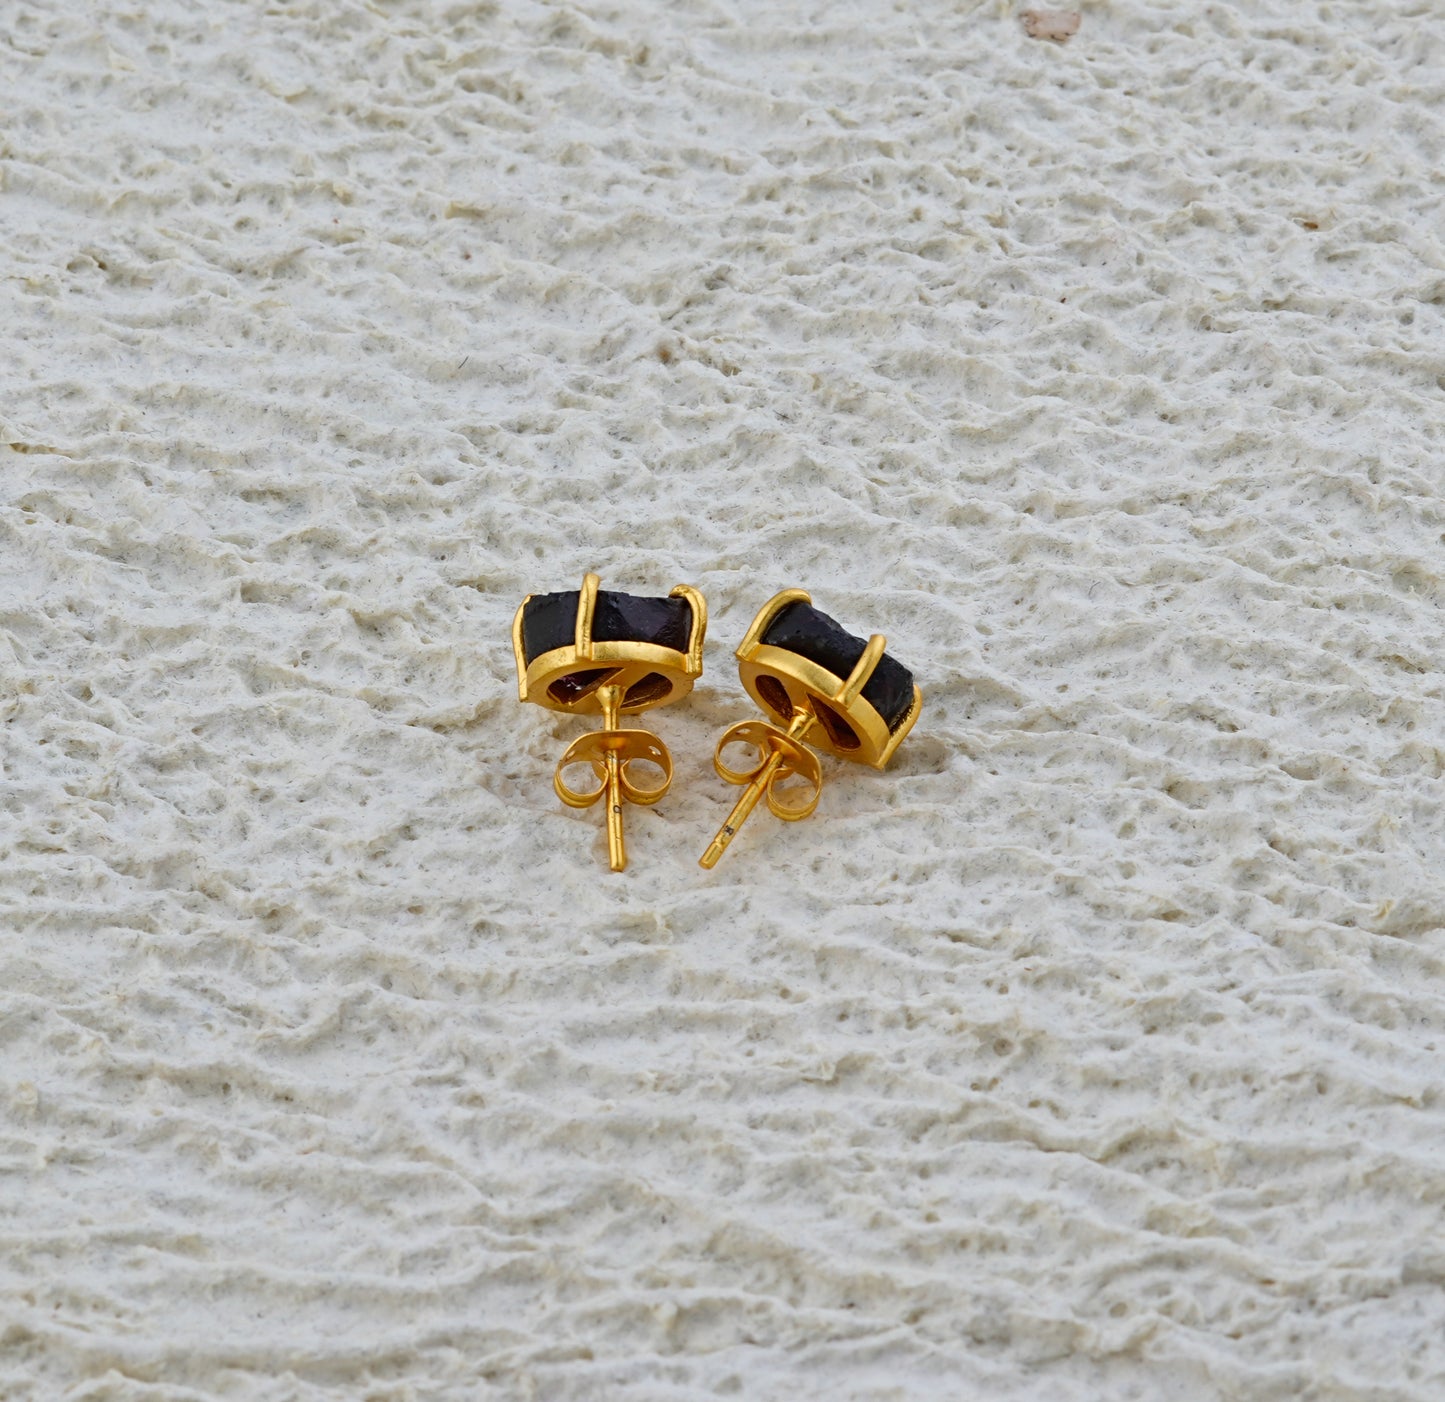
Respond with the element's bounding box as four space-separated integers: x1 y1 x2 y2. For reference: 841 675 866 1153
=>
733 589 921 770
513 575 708 717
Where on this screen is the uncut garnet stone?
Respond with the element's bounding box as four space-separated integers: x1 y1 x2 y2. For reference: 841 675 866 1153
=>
760 601 915 732
521 588 693 665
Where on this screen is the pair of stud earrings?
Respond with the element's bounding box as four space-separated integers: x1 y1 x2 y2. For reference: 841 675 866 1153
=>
511 573 922 871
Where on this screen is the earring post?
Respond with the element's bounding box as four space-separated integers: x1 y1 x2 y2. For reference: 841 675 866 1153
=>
597 684 627 872
699 707 814 870
699 749 782 870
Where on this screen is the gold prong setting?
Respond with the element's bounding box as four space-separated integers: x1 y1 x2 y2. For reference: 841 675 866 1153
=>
514 573 707 871
700 590 921 868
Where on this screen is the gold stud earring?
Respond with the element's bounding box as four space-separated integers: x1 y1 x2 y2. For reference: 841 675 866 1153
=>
699 589 920 869
513 572 707 871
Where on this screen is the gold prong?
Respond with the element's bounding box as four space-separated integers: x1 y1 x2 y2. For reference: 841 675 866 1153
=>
735 588 811 662
874 683 924 770
836 633 886 709
670 583 708 676
512 596 532 702
575 572 600 659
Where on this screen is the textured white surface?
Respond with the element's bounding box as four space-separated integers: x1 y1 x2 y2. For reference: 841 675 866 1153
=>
3 0 1445 1397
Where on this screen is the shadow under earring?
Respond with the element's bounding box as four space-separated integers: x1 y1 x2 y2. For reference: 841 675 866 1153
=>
513 573 706 871
700 589 920 869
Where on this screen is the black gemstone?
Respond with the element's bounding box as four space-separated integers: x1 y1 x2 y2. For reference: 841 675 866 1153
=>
521 591 582 666
521 588 693 665
761 601 915 733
